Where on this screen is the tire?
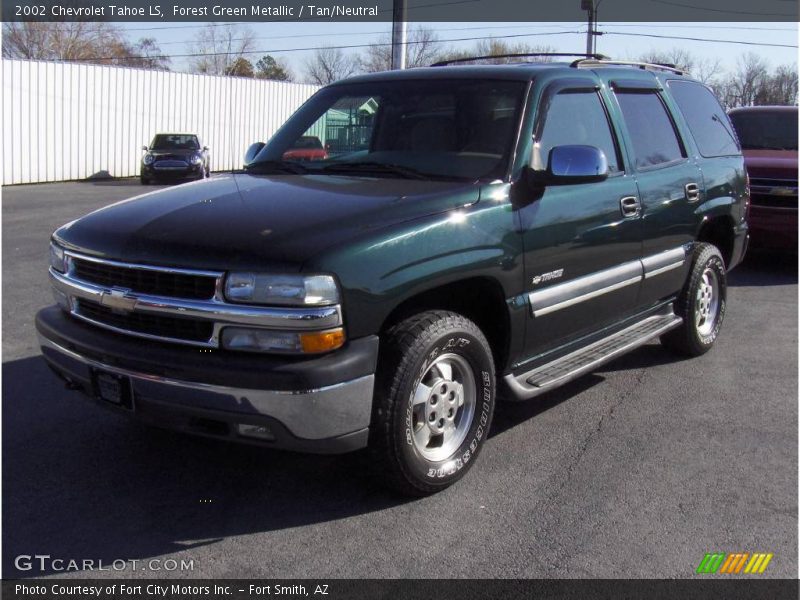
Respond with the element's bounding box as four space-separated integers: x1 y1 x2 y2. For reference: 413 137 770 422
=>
140 175 149 185
369 310 496 496
661 243 727 356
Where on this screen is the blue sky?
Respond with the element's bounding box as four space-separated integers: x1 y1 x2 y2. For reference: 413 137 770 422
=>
118 21 799 80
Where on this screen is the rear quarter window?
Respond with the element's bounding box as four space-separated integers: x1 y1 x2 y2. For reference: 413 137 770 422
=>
667 80 740 158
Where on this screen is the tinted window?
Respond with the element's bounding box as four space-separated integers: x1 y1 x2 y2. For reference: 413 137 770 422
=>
729 110 798 151
536 91 620 172
616 92 685 168
668 81 740 157
254 80 527 181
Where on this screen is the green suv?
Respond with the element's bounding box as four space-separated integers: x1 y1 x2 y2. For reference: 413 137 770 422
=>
37 58 748 495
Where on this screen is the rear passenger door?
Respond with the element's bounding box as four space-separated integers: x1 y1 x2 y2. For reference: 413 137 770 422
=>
610 80 703 307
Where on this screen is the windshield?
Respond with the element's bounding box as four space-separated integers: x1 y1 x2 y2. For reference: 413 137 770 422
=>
729 110 798 151
151 134 200 151
248 79 527 181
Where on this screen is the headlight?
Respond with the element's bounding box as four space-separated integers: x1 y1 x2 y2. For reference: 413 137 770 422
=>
224 273 339 306
189 154 203 165
49 241 66 273
142 154 154 165
221 327 345 354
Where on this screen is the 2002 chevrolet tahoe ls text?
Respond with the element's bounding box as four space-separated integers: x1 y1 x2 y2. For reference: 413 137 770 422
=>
37 57 748 495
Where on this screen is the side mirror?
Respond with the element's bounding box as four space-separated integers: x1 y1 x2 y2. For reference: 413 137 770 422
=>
203 146 209 152
142 145 148 152
244 142 265 166
546 145 609 183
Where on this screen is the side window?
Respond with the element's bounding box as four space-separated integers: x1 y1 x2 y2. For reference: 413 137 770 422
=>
667 80 740 157
616 92 685 169
535 91 621 173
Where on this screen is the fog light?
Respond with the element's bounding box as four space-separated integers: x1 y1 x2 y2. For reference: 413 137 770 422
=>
236 423 275 441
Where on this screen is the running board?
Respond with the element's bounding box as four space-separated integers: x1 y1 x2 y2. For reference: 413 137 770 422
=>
503 311 682 400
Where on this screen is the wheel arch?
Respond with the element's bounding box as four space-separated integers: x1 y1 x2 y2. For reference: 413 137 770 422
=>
379 276 513 373
696 214 736 268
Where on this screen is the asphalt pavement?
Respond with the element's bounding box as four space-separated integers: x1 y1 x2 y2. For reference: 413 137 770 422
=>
2 179 797 579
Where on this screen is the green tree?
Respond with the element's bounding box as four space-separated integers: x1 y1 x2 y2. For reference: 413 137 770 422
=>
255 55 292 81
224 57 255 78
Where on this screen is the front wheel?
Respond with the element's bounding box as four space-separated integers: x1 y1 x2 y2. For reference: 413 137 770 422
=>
370 310 496 496
661 243 727 356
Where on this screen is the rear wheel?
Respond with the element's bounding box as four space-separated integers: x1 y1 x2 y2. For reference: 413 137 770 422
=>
370 310 495 496
661 243 727 356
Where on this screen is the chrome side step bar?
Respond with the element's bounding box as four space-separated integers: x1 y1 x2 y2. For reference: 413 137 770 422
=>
503 311 682 400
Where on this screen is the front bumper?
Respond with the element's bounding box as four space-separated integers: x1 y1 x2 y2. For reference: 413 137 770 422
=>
142 163 204 179
36 306 378 453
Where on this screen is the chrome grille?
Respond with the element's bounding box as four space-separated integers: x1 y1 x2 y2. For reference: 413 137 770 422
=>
51 251 343 349
76 299 214 343
71 257 217 300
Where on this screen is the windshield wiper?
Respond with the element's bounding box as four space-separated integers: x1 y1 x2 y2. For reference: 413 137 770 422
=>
319 161 432 180
245 160 309 175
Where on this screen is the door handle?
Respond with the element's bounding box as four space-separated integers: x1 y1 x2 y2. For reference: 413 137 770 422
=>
620 196 641 217
685 182 701 203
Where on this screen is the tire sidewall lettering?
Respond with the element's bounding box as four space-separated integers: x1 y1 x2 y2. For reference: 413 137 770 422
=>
401 333 494 482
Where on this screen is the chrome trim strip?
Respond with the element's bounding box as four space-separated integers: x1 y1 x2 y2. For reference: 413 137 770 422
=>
70 307 218 348
65 251 224 279
642 247 686 279
528 261 643 318
39 335 375 440
52 269 342 331
528 246 688 316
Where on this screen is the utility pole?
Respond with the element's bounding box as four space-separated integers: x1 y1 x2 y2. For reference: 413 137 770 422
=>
391 0 407 70
581 0 594 56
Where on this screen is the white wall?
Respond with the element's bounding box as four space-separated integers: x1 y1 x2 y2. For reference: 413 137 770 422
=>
1 59 320 185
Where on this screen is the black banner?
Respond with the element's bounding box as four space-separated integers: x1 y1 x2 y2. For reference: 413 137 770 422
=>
3 0 800 22
3 579 800 600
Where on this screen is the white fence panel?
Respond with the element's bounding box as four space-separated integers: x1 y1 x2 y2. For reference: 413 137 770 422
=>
1 59 320 185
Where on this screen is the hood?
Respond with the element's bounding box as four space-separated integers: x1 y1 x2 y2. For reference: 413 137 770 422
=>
742 149 798 181
54 174 479 271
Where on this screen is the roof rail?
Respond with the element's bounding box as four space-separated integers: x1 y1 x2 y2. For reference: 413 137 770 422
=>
570 58 686 75
431 53 609 67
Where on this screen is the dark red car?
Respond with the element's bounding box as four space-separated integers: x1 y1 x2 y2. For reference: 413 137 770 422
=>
729 106 798 252
281 136 328 162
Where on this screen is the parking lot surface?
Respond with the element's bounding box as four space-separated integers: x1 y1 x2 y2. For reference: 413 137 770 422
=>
2 179 797 578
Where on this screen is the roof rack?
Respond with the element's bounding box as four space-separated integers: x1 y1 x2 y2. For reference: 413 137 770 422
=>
570 58 686 75
431 53 609 67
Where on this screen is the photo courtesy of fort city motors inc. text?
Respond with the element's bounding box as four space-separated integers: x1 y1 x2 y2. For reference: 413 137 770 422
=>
0 0 798 597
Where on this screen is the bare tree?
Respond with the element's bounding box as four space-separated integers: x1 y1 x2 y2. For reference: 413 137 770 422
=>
304 46 360 85
720 53 770 107
637 48 721 85
2 22 170 69
188 24 256 75
761 64 799 106
360 26 442 72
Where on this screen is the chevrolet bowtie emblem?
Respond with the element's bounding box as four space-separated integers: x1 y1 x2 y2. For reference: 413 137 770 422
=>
100 287 137 312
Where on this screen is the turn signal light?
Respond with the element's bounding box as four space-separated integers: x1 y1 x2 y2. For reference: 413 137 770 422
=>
299 328 346 354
